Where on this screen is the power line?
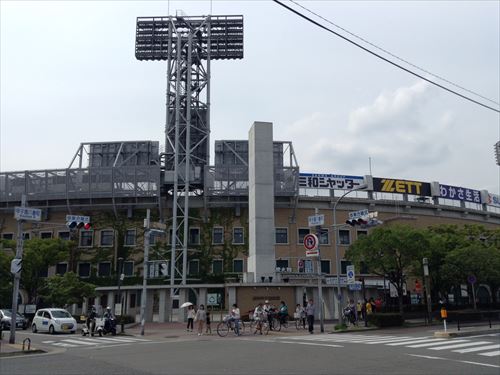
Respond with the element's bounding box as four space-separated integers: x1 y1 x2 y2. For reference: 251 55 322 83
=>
289 0 500 107
273 0 500 114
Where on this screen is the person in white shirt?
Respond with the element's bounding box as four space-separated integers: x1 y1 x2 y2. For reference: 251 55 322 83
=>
230 303 241 336
253 303 265 334
186 305 195 332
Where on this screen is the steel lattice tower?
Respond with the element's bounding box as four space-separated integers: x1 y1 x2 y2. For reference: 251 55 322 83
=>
135 15 244 292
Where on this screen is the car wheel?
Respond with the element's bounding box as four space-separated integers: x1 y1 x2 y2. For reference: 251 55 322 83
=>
49 325 55 334
32 324 37 333
71 331 76 334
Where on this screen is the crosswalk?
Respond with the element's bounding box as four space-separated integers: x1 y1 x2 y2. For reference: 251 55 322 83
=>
275 333 500 358
41 336 151 349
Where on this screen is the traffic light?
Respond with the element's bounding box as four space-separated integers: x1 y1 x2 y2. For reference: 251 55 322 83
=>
346 218 368 226
66 221 92 230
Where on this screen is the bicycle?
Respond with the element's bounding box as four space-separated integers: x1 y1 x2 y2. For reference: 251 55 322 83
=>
293 314 306 330
251 318 270 335
275 314 289 331
217 316 246 337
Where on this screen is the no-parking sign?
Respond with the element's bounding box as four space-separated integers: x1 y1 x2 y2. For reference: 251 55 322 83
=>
304 234 319 257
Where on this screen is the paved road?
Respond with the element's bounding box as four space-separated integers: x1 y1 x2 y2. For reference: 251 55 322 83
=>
2 329 499 374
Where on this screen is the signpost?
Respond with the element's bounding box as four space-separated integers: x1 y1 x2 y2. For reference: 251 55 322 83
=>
303 233 319 257
346 265 355 285
348 209 369 221
308 214 324 227
10 196 42 344
468 275 477 310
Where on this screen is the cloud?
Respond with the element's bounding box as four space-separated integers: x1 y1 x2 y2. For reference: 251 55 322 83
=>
279 81 453 178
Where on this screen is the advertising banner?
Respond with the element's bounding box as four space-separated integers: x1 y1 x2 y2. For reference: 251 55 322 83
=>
487 192 500 207
299 173 364 190
439 184 481 203
373 177 431 196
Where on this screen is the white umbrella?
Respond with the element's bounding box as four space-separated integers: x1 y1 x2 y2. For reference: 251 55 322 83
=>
180 302 193 308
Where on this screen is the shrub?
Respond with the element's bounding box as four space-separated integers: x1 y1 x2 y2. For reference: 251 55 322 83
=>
334 323 347 331
117 315 135 325
368 313 404 327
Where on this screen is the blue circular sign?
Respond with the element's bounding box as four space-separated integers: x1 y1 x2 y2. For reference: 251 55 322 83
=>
467 275 476 284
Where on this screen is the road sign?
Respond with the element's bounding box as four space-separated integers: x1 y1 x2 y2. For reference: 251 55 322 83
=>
348 282 362 291
348 209 369 221
467 275 476 284
14 207 42 221
66 215 90 223
304 234 319 257
308 214 325 227
346 265 355 284
207 293 220 306
10 259 22 274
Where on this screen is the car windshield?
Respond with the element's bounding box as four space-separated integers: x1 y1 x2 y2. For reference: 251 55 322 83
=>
2 310 12 317
51 310 72 318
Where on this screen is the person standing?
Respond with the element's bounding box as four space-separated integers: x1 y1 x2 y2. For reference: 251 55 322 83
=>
195 304 206 336
186 305 195 332
230 303 241 336
295 304 306 329
305 299 315 334
205 306 212 334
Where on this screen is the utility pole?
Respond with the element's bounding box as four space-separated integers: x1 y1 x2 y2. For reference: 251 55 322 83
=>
140 209 150 336
423 258 432 324
315 208 324 333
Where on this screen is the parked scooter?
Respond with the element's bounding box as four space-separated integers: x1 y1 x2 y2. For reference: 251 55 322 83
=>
94 307 117 336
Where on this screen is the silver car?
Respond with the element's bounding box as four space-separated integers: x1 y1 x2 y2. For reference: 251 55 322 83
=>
32 308 77 334
0 309 28 330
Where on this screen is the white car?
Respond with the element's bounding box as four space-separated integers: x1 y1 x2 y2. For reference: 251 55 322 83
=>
31 308 77 334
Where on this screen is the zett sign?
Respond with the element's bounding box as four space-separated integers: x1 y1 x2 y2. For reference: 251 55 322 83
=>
373 177 431 196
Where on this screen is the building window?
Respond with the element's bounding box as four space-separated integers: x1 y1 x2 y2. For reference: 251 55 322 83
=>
22 232 31 240
123 261 134 276
297 228 310 244
100 230 114 247
276 259 289 272
212 259 223 274
232 227 244 244
321 260 331 274
318 229 329 245
357 230 368 238
38 267 48 278
78 262 91 278
189 228 200 245
129 293 136 308
188 260 199 275
79 231 93 247
124 229 136 246
339 229 350 245
150 231 165 245
58 231 70 241
275 228 288 244
340 260 352 274
56 263 68 275
212 227 224 245
233 259 244 273
1 233 13 240
40 232 52 239
98 262 111 277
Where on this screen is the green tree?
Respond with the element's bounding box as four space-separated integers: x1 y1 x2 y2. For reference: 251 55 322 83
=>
40 272 96 308
346 225 430 313
0 240 15 306
20 238 70 304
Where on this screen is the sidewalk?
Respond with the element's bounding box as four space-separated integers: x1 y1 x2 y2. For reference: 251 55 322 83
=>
434 323 500 338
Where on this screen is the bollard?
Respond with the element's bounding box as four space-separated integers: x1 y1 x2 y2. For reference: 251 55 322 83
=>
440 307 448 332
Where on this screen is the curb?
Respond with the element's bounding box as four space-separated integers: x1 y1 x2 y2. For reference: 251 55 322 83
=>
0 349 46 358
434 327 500 338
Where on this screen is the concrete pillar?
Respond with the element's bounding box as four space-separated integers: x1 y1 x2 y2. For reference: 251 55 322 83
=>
227 286 236 309
145 290 154 322
82 298 88 315
107 291 115 311
295 287 304 307
248 121 276 282
158 289 171 322
198 288 207 307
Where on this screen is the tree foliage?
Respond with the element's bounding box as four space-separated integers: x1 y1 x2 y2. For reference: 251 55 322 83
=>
40 272 96 308
346 225 430 313
20 238 70 304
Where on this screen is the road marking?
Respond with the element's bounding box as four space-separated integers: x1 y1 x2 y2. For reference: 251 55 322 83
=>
51 342 78 347
406 339 450 348
41 340 56 344
429 341 492 351
279 340 343 348
454 344 500 353
407 354 500 369
479 350 500 357
387 338 445 346
61 339 99 346
364 337 421 344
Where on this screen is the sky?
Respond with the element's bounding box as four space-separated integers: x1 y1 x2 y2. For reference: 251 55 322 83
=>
1 0 499 194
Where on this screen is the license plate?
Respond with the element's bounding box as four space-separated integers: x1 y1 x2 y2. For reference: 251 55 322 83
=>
62 324 70 330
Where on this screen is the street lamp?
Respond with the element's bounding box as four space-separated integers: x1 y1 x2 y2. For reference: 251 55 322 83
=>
332 183 368 323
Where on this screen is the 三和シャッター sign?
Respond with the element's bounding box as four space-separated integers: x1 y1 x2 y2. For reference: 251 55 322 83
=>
299 173 364 190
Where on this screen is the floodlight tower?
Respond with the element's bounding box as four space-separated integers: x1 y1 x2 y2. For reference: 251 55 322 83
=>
135 15 244 291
